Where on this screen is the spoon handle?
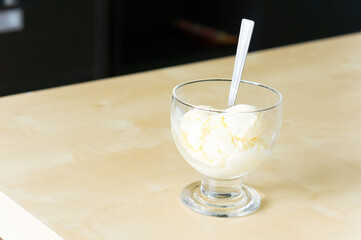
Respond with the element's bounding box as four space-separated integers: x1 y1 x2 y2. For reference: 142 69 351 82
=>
228 19 254 107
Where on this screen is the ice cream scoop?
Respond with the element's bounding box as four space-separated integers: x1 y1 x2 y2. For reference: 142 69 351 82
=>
178 104 269 178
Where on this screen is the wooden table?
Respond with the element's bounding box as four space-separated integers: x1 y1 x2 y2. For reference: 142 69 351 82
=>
1 33 360 239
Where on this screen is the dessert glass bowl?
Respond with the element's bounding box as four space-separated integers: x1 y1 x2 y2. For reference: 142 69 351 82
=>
171 79 282 217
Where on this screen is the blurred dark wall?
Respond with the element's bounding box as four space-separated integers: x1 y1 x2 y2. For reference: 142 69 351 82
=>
261 0 361 48
0 0 360 96
0 0 109 95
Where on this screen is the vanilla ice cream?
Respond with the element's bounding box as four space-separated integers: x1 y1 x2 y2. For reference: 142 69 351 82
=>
175 104 270 179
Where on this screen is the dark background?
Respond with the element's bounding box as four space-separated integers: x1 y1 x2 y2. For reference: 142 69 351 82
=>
0 0 360 96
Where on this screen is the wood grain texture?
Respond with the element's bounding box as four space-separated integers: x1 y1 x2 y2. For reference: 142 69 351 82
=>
0 32 360 239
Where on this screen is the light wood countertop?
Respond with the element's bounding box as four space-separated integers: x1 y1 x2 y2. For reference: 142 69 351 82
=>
0 32 361 239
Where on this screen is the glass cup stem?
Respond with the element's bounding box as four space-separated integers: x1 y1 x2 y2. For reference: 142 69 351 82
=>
181 175 261 217
201 175 243 199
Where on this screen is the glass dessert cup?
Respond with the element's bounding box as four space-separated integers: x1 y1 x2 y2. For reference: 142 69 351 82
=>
171 79 282 217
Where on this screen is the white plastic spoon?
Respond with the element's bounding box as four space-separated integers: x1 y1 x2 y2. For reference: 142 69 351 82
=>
228 19 254 107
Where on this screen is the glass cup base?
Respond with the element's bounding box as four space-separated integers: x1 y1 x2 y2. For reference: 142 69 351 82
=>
181 181 260 217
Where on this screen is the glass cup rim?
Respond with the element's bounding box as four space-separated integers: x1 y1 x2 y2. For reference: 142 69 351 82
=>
172 79 283 113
